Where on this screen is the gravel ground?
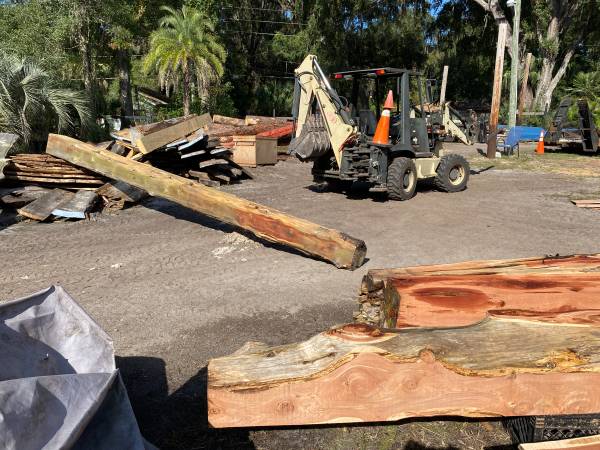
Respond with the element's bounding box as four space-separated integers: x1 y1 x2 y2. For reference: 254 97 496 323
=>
2 143 600 449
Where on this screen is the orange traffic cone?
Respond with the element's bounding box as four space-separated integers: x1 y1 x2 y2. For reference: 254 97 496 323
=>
373 90 394 145
536 130 545 154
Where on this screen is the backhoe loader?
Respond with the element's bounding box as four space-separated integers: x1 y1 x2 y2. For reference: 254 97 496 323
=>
289 55 470 200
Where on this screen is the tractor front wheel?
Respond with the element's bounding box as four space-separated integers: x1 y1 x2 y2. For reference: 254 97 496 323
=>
434 154 470 192
387 157 417 201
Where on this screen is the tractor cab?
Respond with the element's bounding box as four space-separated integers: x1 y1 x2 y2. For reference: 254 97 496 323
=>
331 67 433 153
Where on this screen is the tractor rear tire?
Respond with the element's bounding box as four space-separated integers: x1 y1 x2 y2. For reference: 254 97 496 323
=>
387 157 417 201
434 154 470 193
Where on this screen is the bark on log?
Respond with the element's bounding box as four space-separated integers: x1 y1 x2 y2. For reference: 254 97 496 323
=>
46 134 366 269
208 314 600 428
213 115 246 127
356 254 600 327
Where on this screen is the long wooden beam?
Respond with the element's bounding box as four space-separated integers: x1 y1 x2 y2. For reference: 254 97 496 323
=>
46 134 366 269
357 254 600 327
208 314 600 428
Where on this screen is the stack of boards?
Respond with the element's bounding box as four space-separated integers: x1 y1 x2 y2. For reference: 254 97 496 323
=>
107 113 292 186
107 113 253 187
3 154 104 186
208 254 600 432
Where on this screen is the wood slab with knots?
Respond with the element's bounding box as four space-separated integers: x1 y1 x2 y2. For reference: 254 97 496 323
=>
356 254 600 327
208 313 600 428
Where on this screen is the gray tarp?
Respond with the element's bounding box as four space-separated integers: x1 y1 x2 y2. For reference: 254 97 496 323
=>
0 285 154 449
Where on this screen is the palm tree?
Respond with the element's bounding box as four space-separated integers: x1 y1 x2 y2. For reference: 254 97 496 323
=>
145 6 225 114
566 72 600 103
144 6 226 115
0 52 91 149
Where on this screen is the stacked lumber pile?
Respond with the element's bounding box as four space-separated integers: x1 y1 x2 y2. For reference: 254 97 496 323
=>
3 154 105 186
105 113 292 184
207 253 600 429
1 114 294 219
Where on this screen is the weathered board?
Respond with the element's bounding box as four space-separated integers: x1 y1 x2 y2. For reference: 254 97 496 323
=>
52 190 98 219
96 180 147 203
46 134 366 269
208 315 600 428
135 114 212 154
17 189 74 221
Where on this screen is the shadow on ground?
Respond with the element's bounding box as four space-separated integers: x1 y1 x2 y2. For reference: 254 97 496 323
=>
142 196 368 267
117 302 517 450
117 356 255 450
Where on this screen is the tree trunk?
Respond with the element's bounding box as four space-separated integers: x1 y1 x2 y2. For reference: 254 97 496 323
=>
117 49 134 128
182 59 191 116
77 23 96 120
208 314 600 428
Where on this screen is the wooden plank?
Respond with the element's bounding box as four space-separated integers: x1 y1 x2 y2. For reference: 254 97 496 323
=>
135 114 212 154
95 141 114 150
4 170 99 179
178 132 205 151
4 175 104 184
188 170 211 180
197 179 220 188
208 314 600 428
180 149 206 159
210 148 232 157
96 180 147 203
46 134 367 269
17 189 74 221
198 158 228 169
0 186 51 208
52 190 98 219
573 199 600 206
520 435 600 449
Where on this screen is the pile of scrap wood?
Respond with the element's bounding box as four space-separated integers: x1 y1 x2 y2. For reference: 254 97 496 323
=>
0 113 294 219
105 113 292 184
3 154 105 186
207 253 600 429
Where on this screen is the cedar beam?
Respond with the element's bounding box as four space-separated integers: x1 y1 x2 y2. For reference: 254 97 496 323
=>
46 134 366 269
208 315 600 428
357 254 600 327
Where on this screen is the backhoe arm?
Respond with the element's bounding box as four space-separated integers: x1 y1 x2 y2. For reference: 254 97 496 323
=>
289 55 357 166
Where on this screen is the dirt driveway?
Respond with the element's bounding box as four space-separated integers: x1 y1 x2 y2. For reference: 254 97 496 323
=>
2 143 600 449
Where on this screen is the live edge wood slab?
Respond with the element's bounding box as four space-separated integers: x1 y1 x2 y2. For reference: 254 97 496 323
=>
208 314 600 428
46 134 366 269
356 254 600 327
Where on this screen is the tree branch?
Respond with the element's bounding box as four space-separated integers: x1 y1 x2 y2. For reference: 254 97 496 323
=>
470 0 514 59
547 46 575 95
